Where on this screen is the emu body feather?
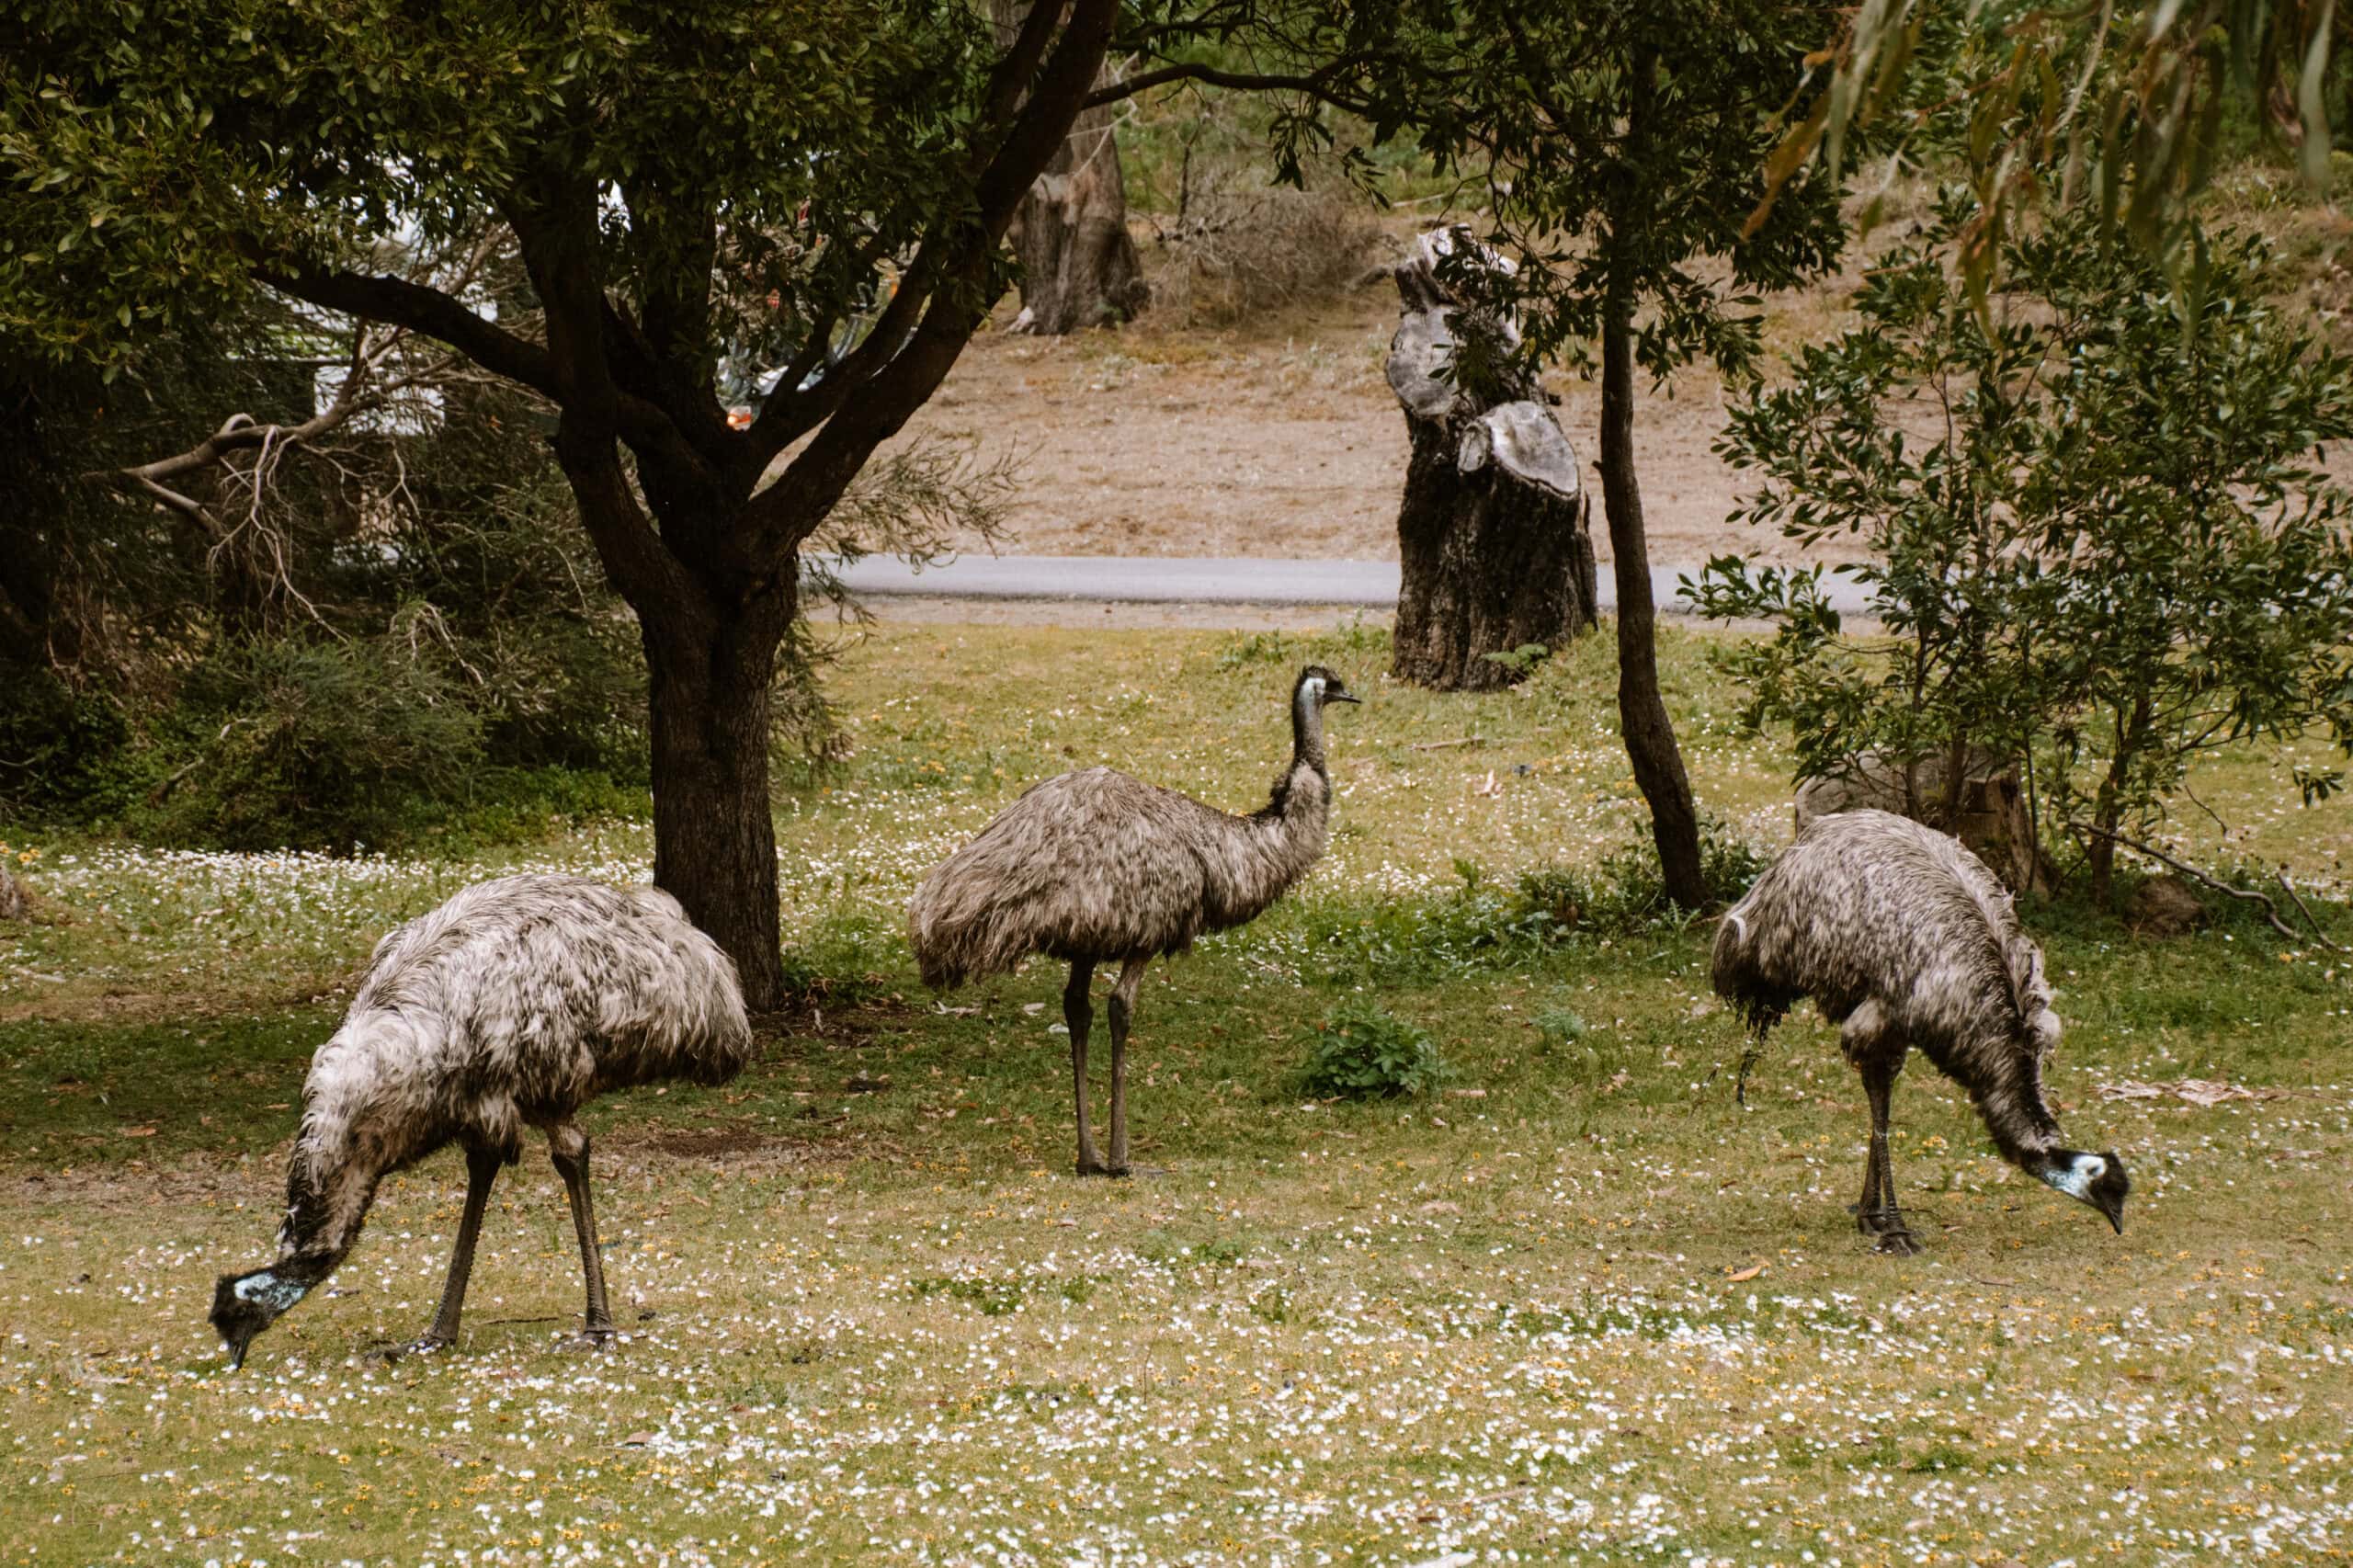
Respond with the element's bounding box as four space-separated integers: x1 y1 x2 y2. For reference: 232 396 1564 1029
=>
211 874 752 1366
1712 810 2127 1253
908 665 1358 1176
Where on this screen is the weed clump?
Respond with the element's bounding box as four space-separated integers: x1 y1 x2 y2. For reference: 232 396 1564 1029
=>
1507 818 1767 938
1295 1002 1449 1099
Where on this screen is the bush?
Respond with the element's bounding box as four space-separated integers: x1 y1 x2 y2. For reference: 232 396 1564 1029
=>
1147 187 1384 325
1699 203 2353 903
136 632 487 850
1295 1002 1449 1100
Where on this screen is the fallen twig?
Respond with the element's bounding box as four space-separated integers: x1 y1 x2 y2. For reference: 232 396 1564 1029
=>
2273 871 2347 953
2069 823 2347 951
1408 736 1485 751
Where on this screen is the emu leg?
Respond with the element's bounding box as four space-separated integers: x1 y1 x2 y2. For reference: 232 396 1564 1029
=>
547 1121 615 1342
1064 960 1108 1176
416 1144 504 1352
1104 957 1150 1176
1858 1052 1922 1256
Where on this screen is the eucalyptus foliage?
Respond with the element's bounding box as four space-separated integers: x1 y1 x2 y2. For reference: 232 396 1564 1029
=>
1697 208 2353 900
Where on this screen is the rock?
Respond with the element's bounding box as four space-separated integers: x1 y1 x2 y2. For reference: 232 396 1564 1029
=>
2127 874 2209 937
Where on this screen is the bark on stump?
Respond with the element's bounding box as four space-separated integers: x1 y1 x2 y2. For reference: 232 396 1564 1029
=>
1794 746 2049 892
1006 104 1148 333
0 864 28 922
1384 231 1597 691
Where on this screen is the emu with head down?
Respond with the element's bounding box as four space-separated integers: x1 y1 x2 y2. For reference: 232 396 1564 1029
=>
1711 809 2129 1255
908 665 1360 1176
210 874 752 1367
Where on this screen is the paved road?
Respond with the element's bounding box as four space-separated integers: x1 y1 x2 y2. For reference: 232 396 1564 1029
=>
817 553 1876 617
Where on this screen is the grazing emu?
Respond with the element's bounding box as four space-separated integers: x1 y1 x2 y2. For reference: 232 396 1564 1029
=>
1711 809 2128 1255
210 875 752 1367
908 665 1360 1176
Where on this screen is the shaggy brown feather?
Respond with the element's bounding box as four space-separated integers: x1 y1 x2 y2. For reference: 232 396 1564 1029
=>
906 665 1358 1176
1712 810 2128 1251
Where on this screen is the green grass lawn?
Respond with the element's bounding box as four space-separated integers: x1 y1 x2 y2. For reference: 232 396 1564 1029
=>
3 621 2350 1566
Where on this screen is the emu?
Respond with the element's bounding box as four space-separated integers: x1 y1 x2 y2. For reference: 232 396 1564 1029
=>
908 665 1359 1176
1711 809 2129 1255
210 874 752 1367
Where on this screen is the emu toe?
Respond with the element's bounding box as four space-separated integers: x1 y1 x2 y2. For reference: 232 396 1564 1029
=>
1872 1228 1926 1257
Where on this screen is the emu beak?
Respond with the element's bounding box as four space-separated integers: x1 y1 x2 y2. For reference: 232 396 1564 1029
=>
225 1339 248 1372
2098 1196 2126 1235
1329 691 1362 705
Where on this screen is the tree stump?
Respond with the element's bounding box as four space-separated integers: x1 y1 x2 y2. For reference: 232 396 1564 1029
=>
1794 746 2049 892
1385 230 1597 691
0 864 28 922
1005 102 1149 334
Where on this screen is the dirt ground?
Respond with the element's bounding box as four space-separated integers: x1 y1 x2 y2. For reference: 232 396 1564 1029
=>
893 276 1851 569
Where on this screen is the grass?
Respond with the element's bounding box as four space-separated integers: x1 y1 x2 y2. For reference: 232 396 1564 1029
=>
3 620 2351 1565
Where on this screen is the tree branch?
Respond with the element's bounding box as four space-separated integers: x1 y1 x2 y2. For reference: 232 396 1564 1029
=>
740 0 1120 550
1083 60 1377 116
254 264 559 402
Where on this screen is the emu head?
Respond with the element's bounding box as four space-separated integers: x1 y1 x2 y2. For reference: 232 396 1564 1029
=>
2041 1150 2131 1234
1295 665 1361 709
210 1267 310 1369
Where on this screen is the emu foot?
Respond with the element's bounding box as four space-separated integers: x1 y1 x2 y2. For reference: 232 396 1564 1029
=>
1074 1158 1124 1178
1870 1225 1925 1257
557 1326 615 1354
361 1333 449 1364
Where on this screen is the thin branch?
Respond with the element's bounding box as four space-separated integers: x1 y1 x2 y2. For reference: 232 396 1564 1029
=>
2274 870 2347 953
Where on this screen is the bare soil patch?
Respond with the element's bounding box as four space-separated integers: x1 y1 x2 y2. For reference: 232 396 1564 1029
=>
895 284 1858 568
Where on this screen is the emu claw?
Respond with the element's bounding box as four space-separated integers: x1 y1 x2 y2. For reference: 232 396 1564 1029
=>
557 1327 614 1354
1872 1228 1925 1257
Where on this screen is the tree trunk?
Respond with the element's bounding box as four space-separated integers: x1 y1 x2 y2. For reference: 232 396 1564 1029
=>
990 0 1145 335
1598 283 1708 911
642 602 791 1011
1385 231 1597 690
1006 99 1148 334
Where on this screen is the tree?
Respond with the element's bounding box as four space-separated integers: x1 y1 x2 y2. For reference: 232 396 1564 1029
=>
4 0 1131 1006
1346 2 1846 907
1699 213 2353 905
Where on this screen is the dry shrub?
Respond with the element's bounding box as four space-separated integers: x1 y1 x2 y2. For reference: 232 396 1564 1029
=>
1146 187 1384 326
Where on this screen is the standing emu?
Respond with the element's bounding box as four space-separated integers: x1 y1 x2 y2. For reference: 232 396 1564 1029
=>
1711 809 2129 1255
908 665 1360 1176
210 874 752 1367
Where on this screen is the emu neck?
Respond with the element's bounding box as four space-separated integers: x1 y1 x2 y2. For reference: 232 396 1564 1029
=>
1969 1049 2068 1176
1290 687 1327 777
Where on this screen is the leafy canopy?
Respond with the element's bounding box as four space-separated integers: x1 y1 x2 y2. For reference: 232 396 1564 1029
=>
2 0 984 370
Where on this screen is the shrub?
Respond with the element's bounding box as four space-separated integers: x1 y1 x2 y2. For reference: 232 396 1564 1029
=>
1698 203 2353 903
137 632 487 851
1148 187 1385 325
1295 1002 1449 1100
